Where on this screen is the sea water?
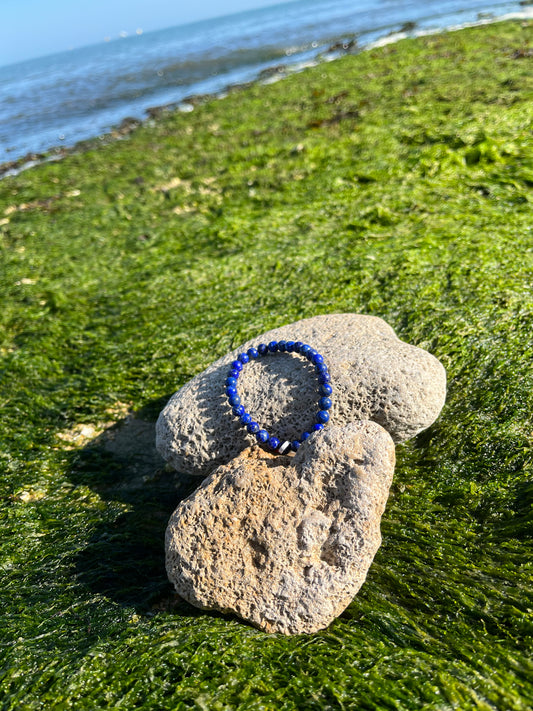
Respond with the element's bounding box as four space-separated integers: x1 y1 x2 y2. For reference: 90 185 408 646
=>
0 0 528 165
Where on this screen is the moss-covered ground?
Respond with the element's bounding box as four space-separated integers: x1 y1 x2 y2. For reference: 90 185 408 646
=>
1 18 532 710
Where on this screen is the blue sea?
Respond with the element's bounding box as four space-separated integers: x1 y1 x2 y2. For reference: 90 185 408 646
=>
0 0 530 166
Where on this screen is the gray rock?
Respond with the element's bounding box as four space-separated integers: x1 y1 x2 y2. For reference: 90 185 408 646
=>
165 421 395 634
156 314 445 477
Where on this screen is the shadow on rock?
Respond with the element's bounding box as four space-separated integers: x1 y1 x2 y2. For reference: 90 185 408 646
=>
69 395 201 613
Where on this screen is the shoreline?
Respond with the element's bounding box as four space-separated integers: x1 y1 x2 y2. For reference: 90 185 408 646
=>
2 8 531 181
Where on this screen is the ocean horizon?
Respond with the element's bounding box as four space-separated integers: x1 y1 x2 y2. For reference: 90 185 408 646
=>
0 0 530 169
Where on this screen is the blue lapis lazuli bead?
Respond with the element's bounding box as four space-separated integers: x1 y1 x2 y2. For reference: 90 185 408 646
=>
226 386 238 397
319 396 332 410
300 344 311 357
226 377 237 387
256 429 269 443
233 404 245 417
241 413 252 425
319 372 331 384
301 431 311 441
232 359 243 371
313 423 324 432
315 362 328 375
285 340 295 352
228 394 241 407
320 383 333 396
247 347 259 359
238 352 250 364
269 436 280 450
312 352 324 366
257 343 268 356
316 410 329 424
294 341 304 352
277 340 287 352
291 440 301 452
228 368 240 379
268 341 278 352
306 349 317 361
247 421 260 434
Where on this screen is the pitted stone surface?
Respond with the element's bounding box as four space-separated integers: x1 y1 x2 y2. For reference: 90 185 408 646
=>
156 314 446 477
165 421 395 635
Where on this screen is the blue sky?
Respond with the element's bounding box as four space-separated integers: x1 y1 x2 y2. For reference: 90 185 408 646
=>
0 0 295 67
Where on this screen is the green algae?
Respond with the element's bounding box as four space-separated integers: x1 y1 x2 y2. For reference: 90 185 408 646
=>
0 19 532 710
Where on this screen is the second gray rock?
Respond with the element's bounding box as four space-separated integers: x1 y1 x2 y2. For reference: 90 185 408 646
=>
157 313 446 477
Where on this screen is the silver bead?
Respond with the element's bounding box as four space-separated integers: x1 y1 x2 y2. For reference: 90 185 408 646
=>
278 441 291 455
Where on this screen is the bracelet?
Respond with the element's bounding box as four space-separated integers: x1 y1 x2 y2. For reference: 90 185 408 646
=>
225 340 332 454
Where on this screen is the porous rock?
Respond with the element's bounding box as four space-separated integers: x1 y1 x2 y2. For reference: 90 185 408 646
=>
156 313 446 477
165 420 395 635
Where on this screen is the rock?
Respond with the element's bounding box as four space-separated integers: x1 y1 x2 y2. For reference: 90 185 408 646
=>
116 116 141 135
258 64 286 80
325 38 357 54
156 313 446 477
165 421 395 635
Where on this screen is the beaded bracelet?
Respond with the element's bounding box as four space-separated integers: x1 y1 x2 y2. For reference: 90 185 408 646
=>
225 340 332 454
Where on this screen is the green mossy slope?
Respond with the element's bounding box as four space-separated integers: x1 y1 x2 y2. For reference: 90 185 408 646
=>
1 19 532 710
